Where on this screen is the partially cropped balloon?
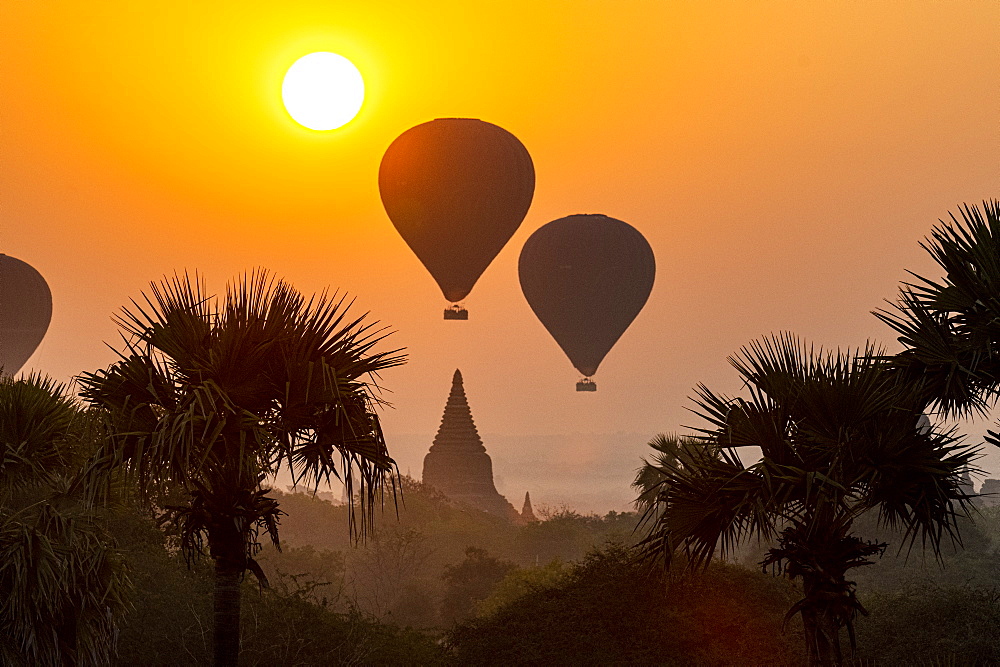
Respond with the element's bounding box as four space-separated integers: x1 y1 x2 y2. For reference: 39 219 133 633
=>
379 119 534 318
518 215 655 390
0 255 52 375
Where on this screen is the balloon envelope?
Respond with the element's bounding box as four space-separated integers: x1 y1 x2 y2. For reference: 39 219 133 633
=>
379 118 535 304
0 255 52 375
518 215 655 378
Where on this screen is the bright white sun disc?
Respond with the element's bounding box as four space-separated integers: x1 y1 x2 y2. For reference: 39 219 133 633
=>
282 52 364 131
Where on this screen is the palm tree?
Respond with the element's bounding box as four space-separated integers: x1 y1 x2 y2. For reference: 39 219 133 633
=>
0 373 129 665
78 271 404 667
875 200 1000 433
635 334 978 667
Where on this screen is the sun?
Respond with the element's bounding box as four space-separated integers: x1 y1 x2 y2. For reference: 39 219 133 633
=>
282 52 365 131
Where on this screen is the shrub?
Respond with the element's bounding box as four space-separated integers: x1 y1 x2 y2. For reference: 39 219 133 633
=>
447 543 805 666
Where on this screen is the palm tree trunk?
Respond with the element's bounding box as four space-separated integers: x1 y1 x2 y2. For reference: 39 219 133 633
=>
800 579 843 667
214 558 242 667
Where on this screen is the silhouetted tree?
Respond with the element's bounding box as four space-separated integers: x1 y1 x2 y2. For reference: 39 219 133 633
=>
440 547 515 624
876 200 1000 432
0 374 129 665
636 334 978 666
79 272 403 666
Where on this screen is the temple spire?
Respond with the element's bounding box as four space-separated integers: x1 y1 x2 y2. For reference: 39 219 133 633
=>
429 369 486 454
521 491 538 522
422 369 519 520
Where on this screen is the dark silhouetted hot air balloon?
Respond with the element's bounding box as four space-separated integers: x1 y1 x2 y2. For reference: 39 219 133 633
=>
0 254 52 375
379 118 534 319
518 214 655 391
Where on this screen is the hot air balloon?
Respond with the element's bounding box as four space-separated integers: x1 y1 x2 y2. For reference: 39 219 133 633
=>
379 118 535 319
518 214 655 391
0 254 52 376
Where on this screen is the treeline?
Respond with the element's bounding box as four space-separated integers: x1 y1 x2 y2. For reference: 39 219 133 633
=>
259 476 640 628
6 388 1000 665
112 478 1000 665
107 502 445 665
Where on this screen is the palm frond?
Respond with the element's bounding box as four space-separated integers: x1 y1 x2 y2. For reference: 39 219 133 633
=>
636 435 782 569
875 200 1000 418
0 374 81 492
633 433 703 509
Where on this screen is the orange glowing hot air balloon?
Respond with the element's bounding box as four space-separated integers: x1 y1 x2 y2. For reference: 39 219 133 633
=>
0 254 52 376
518 215 655 391
379 119 535 319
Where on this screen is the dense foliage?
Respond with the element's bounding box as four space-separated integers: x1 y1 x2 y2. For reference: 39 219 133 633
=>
448 544 805 666
109 505 446 666
267 476 640 627
0 374 129 666
440 547 516 624
0 428 987 666
855 585 1000 664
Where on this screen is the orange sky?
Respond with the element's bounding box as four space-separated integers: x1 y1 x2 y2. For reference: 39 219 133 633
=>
3 1 998 511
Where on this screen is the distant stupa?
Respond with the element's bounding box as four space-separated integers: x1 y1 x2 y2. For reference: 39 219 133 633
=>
422 370 519 520
521 491 538 522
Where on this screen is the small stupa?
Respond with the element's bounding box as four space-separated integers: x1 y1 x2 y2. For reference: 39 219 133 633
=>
521 491 538 522
422 370 519 520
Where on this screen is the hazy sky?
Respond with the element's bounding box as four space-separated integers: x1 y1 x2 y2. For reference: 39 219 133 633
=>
3 1 998 511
